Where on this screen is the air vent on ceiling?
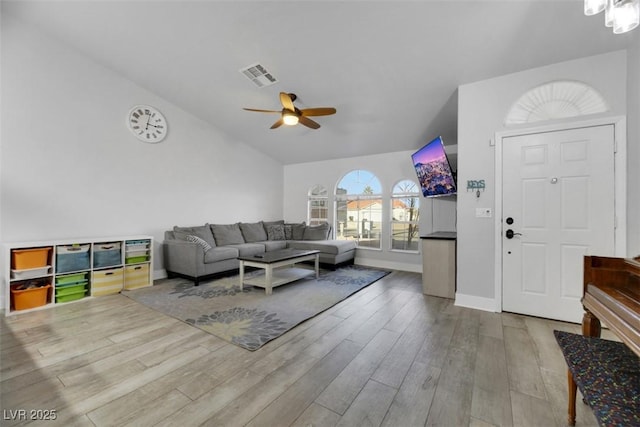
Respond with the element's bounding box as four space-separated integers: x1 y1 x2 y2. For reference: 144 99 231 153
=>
239 63 278 88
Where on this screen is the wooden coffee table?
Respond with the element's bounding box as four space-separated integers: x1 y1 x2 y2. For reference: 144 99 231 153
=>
238 249 320 295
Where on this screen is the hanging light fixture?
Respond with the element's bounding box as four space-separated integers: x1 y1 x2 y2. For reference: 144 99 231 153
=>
605 0 615 26
585 0 607 15
613 0 640 33
584 0 639 33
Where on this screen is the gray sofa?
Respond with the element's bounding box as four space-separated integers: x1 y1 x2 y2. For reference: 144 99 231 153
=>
163 221 356 285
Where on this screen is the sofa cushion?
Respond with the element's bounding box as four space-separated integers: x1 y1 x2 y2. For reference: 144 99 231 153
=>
227 243 265 257
303 223 331 240
265 224 286 241
204 246 240 264
239 222 268 243
173 224 216 248
284 222 306 240
288 239 357 255
211 223 245 246
261 240 288 251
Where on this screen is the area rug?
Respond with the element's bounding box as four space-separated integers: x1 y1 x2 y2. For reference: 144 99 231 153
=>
123 265 390 351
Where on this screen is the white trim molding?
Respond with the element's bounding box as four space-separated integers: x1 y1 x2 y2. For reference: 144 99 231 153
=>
454 292 496 312
355 257 422 273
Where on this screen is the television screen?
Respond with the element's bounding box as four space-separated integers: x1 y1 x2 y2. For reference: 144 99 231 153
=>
411 136 457 198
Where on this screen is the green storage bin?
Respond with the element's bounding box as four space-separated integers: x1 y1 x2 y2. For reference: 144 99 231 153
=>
125 256 149 264
56 290 87 303
56 272 87 285
55 283 87 296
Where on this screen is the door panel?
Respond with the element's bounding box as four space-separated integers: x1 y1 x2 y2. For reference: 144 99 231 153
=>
502 125 615 322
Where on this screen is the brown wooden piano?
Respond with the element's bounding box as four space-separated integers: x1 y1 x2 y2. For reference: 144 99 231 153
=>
582 255 640 354
563 255 640 425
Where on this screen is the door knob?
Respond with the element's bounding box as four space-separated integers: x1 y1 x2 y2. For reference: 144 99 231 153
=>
505 229 522 239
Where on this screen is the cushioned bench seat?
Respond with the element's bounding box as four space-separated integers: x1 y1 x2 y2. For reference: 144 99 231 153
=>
554 330 640 426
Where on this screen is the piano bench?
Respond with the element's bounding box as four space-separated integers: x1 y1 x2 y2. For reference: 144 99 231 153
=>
554 330 639 426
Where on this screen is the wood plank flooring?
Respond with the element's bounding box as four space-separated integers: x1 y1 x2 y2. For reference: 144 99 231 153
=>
1 271 605 426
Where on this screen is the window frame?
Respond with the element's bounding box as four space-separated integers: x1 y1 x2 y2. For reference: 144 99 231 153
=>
307 184 329 226
334 170 383 250
389 179 420 253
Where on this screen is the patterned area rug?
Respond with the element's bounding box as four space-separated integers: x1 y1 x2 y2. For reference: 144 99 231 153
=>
123 265 390 351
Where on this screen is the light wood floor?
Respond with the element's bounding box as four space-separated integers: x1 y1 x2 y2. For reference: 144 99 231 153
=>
1 271 603 427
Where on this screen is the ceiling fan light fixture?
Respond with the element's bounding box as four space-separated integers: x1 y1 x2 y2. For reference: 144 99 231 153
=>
282 111 299 126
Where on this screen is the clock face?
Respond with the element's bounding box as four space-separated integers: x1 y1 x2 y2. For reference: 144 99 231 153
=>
127 105 167 143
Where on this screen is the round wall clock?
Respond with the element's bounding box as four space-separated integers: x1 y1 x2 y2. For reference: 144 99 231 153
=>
127 105 167 143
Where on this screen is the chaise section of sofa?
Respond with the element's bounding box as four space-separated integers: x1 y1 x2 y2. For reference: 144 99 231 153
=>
163 221 356 285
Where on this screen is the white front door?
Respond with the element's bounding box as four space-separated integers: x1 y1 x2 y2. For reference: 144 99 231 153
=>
502 125 616 322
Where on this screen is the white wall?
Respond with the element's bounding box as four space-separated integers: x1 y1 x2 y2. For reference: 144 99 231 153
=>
457 50 632 309
283 150 456 272
0 16 284 279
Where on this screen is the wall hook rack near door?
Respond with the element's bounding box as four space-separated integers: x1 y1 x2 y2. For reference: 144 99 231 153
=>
467 179 485 198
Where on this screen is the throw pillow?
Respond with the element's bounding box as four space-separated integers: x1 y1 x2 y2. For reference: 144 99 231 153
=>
239 221 268 243
285 222 306 240
303 223 331 240
173 224 216 248
262 219 285 230
265 224 286 241
185 235 212 252
210 223 245 246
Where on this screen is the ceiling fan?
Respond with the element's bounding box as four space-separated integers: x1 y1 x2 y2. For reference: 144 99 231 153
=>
243 92 336 130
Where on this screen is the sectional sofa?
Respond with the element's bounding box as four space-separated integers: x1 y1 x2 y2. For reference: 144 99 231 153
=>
163 221 356 285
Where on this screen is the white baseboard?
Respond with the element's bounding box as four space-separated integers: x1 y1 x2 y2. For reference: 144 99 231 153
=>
354 257 422 273
454 292 497 312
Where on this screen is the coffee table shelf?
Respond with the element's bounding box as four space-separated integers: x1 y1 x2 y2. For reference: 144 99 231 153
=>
238 249 319 295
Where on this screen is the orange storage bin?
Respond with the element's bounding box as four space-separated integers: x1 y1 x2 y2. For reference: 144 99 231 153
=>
12 247 52 270
11 284 51 311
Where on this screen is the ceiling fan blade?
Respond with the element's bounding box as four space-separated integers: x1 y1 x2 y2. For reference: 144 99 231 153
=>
298 116 320 129
279 92 295 111
243 108 281 113
300 107 337 117
270 118 284 129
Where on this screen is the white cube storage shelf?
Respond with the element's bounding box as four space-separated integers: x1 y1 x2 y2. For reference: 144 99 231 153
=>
3 235 153 315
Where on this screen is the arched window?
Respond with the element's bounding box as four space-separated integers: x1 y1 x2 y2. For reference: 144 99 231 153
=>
504 80 609 126
308 185 328 226
335 170 382 249
390 180 420 252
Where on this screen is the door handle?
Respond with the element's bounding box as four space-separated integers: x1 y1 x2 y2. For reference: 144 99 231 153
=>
505 229 522 239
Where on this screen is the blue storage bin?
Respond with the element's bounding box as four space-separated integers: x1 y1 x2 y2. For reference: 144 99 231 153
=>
56 244 90 273
93 242 122 268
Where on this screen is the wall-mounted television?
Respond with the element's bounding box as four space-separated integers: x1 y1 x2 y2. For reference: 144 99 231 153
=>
411 136 457 198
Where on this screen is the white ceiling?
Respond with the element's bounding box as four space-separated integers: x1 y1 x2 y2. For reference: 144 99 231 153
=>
3 0 635 164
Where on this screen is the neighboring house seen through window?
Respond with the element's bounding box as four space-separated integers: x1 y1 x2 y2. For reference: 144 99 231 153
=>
335 170 382 249
391 180 420 252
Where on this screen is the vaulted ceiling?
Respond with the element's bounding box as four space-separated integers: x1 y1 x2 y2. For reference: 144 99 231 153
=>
3 0 635 164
